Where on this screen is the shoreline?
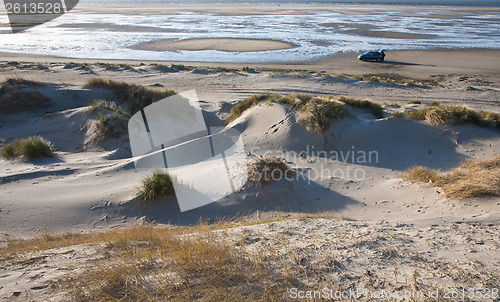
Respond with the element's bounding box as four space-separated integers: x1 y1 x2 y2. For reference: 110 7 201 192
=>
1 48 499 80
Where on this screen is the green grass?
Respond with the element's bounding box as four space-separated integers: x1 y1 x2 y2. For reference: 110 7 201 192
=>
118 64 133 71
407 100 422 105
97 62 115 70
170 64 187 71
78 63 91 71
1 136 54 160
138 169 175 203
337 96 384 118
85 78 176 114
428 101 441 107
241 66 256 72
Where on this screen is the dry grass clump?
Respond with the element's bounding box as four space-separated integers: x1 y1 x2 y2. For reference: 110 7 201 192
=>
138 169 175 203
1 136 54 160
297 97 348 134
94 114 127 141
227 93 384 134
88 99 128 117
337 96 384 118
225 94 277 124
401 106 487 127
85 78 176 114
0 77 50 112
481 111 500 128
69 229 289 301
401 155 500 198
247 156 294 185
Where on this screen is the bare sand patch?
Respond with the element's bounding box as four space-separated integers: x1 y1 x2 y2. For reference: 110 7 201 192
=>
133 38 295 52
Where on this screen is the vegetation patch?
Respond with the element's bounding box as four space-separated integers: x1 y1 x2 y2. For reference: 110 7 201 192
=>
1 136 54 160
246 156 294 185
227 94 383 133
138 169 175 203
298 97 348 134
0 77 50 112
392 106 498 128
94 114 127 141
401 155 500 198
85 78 176 114
337 96 384 119
88 99 128 117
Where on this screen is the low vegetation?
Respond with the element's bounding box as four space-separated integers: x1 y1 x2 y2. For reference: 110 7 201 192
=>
71 230 288 301
337 96 384 118
88 99 128 117
406 100 421 105
93 114 127 141
298 97 348 134
241 66 256 72
85 78 176 114
138 169 175 203
1 136 54 160
246 156 294 185
226 93 383 133
0 77 50 112
392 106 499 128
401 155 500 198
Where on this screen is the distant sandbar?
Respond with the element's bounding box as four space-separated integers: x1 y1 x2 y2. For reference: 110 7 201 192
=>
133 38 295 52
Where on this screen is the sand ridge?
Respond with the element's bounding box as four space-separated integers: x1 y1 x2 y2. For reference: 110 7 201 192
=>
132 38 296 52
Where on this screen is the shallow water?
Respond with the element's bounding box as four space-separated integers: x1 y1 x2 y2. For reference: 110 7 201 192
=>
0 6 499 62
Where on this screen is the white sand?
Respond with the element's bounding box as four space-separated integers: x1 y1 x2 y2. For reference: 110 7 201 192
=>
0 48 499 300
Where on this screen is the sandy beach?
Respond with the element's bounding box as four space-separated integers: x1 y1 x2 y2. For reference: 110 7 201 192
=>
0 2 499 300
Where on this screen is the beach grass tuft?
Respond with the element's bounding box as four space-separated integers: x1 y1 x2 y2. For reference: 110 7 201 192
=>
138 169 175 203
85 78 176 114
226 93 384 133
246 156 294 185
401 155 500 198
1 136 54 160
337 96 384 118
0 77 50 112
94 114 127 141
297 97 348 134
88 99 128 117
401 106 487 127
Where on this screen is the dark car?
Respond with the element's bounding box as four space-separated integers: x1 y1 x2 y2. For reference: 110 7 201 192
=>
358 50 385 62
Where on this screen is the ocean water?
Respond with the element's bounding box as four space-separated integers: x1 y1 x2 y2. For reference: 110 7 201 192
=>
0 1 499 62
76 0 500 7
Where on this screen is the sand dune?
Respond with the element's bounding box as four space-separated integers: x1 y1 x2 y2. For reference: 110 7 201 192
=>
0 51 499 300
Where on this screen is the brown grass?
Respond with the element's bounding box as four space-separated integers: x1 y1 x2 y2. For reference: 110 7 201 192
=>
246 156 294 185
401 155 500 198
396 106 497 128
70 232 286 301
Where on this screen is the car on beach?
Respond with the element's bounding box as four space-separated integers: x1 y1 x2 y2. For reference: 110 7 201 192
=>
358 50 385 62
